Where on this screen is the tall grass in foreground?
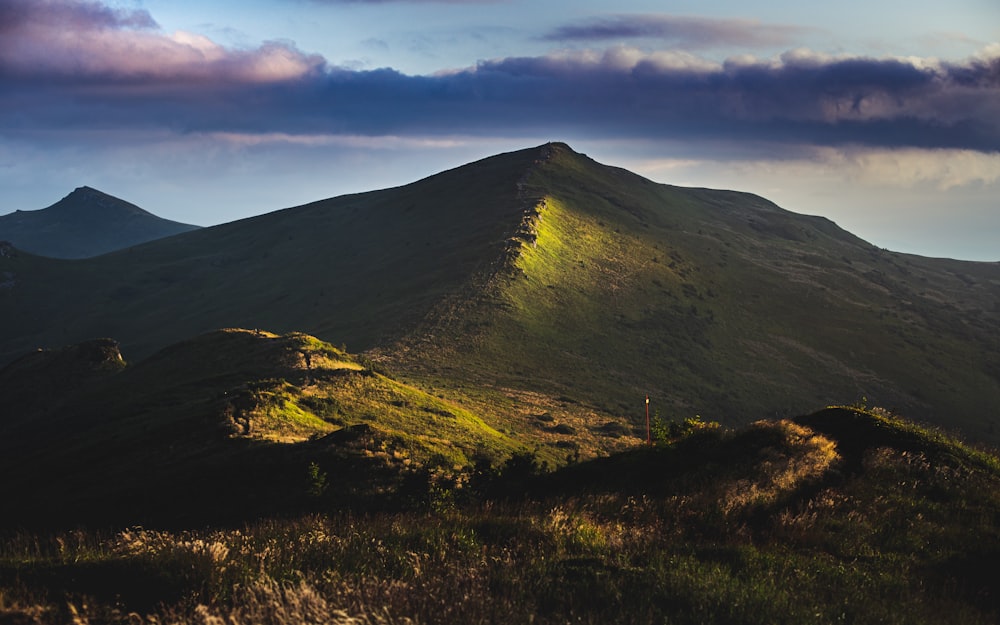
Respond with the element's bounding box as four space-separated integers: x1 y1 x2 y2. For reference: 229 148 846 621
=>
2 417 998 624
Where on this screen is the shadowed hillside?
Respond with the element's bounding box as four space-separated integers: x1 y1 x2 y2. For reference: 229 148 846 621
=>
0 143 998 444
0 148 537 363
0 186 200 258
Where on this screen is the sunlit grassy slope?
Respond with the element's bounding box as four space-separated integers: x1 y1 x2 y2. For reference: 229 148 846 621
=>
392 143 1000 442
1 143 998 445
0 329 521 526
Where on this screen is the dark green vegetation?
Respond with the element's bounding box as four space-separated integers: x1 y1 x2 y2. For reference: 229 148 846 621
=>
1 143 997 441
0 187 200 259
1 144 999 622
2 408 999 624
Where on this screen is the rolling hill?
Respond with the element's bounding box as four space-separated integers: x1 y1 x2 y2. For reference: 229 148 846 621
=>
0 329 537 526
0 186 200 258
1 143 998 447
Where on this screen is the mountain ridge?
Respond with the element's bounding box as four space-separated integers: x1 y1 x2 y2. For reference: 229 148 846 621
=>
383 143 1000 440
1 143 998 445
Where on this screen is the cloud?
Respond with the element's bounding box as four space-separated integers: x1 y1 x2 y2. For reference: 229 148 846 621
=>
543 14 807 49
0 0 158 33
2 1 999 156
206 132 469 150
831 147 1000 190
0 0 325 82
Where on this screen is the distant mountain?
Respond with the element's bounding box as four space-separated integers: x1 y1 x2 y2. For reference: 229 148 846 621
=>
0 143 998 447
0 186 200 258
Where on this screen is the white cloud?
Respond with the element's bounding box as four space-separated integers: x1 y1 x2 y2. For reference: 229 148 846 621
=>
840 148 1000 190
609 142 1000 260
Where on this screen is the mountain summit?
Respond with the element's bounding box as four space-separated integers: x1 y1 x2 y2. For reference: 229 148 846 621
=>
0 186 200 258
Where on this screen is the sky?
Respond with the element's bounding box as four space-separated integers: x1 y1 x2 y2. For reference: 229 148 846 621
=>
1 0 998 261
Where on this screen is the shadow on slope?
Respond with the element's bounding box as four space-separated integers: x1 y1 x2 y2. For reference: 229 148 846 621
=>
0 330 518 529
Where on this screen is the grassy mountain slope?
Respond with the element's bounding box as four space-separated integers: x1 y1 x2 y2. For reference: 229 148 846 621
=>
2 144 999 622
0 143 998 445
0 329 524 527
0 149 537 364
0 186 200 258
393 143 1000 441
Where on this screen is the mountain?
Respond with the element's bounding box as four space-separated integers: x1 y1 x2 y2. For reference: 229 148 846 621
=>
0 143 998 446
0 186 200 258
3 142 1000 625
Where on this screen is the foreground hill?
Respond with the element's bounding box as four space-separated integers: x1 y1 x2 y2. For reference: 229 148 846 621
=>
0 186 200 258
0 329 547 527
1 406 998 624
0 143 998 443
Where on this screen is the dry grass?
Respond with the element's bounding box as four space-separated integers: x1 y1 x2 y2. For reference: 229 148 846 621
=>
152 578 411 625
721 420 839 513
2 413 999 625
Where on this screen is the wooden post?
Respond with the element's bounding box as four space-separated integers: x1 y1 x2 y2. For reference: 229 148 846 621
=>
646 395 651 445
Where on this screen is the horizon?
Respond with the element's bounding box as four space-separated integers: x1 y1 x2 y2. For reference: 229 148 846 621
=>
1 0 998 261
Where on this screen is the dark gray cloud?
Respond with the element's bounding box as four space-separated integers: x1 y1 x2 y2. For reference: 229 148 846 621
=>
543 14 806 48
2 1 998 154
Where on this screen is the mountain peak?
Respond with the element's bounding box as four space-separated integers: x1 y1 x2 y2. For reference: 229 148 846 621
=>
69 185 107 198
535 141 580 161
52 186 152 218
0 187 201 258
542 140 573 152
